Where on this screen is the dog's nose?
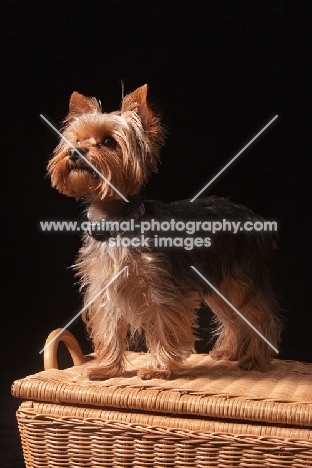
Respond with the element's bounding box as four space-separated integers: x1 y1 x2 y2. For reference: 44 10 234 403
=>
69 147 86 161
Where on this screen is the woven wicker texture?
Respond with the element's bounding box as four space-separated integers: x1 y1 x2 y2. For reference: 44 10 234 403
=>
12 352 312 427
17 402 312 468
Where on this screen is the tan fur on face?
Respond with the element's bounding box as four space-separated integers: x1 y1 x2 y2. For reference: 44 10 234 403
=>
47 85 165 200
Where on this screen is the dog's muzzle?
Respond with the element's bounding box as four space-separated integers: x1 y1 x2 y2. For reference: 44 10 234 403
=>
69 147 86 161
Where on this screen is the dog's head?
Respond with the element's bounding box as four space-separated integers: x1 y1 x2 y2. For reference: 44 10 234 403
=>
47 85 165 200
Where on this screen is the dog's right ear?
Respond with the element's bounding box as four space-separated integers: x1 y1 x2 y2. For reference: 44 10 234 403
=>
67 92 101 120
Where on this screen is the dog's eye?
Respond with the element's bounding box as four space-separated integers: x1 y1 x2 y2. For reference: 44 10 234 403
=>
102 137 116 148
76 139 80 145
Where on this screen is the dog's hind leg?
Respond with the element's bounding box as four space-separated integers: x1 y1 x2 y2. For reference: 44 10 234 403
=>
204 276 281 371
234 296 281 371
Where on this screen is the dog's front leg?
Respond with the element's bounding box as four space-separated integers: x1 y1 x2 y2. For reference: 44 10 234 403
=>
85 315 128 380
138 297 196 379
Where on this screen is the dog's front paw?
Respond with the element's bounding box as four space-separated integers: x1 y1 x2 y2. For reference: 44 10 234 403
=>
84 365 122 380
238 356 270 372
210 348 238 362
137 367 174 380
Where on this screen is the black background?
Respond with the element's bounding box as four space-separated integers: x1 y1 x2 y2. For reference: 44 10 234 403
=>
1 1 312 466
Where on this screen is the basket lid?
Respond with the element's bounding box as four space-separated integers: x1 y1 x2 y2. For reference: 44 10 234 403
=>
11 352 312 428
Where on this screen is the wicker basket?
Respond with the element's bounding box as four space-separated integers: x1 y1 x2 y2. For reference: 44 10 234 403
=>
12 329 312 467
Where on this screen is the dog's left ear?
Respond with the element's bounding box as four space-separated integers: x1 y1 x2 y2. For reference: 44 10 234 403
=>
67 92 101 120
121 85 153 131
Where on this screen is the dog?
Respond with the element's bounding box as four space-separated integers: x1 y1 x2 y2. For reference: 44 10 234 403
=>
47 84 282 379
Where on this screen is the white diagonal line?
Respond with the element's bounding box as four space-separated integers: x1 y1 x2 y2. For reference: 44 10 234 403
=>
39 266 128 354
190 115 278 202
190 266 279 353
40 114 129 202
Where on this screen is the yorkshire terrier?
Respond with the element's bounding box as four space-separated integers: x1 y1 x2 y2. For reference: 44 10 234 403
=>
47 85 282 380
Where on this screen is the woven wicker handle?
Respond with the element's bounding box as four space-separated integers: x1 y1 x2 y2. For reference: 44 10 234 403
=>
44 328 85 370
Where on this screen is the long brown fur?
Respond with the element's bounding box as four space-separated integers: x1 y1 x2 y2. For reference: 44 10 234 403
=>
47 84 282 380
